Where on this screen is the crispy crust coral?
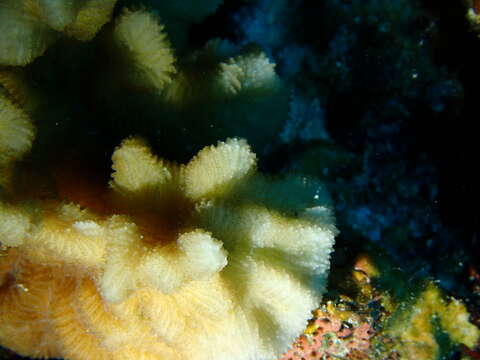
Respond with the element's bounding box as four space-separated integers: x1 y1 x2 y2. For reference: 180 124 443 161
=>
0 137 336 360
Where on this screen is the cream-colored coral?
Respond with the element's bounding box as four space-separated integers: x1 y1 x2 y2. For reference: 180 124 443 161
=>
0 96 35 164
0 0 117 66
0 95 35 187
24 0 81 32
182 138 257 199
163 41 283 105
0 202 30 246
113 9 176 91
0 0 57 66
63 0 117 41
0 69 39 111
153 41 288 153
0 137 336 360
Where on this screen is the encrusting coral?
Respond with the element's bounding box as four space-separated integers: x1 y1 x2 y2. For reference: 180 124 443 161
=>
0 136 337 360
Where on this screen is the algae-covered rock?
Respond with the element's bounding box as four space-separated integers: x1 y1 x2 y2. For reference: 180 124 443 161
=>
385 282 479 360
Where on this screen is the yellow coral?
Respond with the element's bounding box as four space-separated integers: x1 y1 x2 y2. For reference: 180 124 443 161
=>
0 137 336 360
21 203 107 270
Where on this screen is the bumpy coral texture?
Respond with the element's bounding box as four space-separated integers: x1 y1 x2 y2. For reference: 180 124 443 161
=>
0 137 336 360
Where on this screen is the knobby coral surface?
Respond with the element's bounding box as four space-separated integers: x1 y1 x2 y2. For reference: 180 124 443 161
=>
0 136 337 360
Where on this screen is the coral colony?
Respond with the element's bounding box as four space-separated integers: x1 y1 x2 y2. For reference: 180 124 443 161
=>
0 1 335 359
1 1 480 360
0 135 336 359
